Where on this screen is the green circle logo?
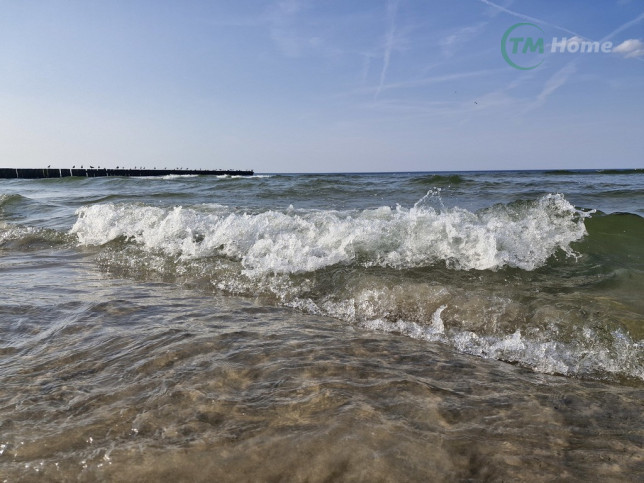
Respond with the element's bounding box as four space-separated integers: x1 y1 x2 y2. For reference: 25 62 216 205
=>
501 23 545 70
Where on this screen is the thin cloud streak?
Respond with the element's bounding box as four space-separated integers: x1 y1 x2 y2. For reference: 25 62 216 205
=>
600 10 644 41
478 0 584 38
532 62 578 109
440 22 487 57
375 0 400 98
345 67 503 98
380 68 504 92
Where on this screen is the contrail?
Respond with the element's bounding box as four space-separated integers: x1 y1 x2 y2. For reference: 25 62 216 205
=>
600 10 644 41
376 0 400 98
478 0 584 38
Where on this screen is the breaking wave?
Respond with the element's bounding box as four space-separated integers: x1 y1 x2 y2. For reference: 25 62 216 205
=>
68 193 643 382
71 193 589 273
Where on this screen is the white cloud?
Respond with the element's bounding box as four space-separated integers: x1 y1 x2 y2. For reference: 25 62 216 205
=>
352 68 503 97
613 39 644 58
530 62 578 109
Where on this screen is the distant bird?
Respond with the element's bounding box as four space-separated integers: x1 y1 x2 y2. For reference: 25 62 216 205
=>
474 101 478 105
47 165 51 168
116 166 119 169
72 165 75 168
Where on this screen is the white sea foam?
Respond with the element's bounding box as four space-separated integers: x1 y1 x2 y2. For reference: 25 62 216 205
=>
359 317 643 380
0 224 39 244
215 174 272 179
70 193 589 274
161 174 199 180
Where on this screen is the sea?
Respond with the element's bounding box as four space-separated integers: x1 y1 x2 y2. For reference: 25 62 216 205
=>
1 170 642 481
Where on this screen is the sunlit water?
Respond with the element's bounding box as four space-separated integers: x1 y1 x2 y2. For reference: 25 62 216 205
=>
1 171 643 481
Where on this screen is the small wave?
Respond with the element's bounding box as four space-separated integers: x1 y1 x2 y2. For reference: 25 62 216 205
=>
288 282 644 382
544 169 644 176
359 318 643 382
162 174 200 180
0 194 34 222
544 170 577 175
0 193 27 209
215 174 272 179
0 223 69 250
409 174 467 186
595 168 644 175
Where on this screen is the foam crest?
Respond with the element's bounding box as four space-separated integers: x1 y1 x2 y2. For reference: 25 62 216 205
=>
216 174 272 179
161 174 199 180
71 193 588 274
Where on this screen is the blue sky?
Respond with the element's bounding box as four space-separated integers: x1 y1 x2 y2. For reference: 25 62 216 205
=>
1 0 642 172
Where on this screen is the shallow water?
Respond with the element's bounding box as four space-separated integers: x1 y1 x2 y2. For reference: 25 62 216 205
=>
1 171 643 480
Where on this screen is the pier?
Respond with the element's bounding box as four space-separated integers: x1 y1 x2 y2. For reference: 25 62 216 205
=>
0 168 254 179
